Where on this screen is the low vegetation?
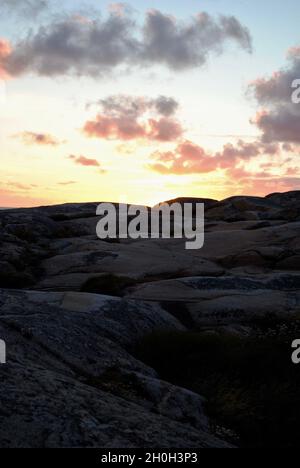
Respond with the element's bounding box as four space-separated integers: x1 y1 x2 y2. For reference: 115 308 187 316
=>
136 323 300 448
81 274 136 296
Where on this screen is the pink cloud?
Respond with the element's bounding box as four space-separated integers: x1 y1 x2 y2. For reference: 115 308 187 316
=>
0 187 51 208
149 139 285 176
83 94 184 142
147 117 184 141
69 155 100 167
0 38 12 78
285 167 299 176
149 141 217 175
84 115 147 141
84 114 183 142
68 155 106 173
240 177 300 197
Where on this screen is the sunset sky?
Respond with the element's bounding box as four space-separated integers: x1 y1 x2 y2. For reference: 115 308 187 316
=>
0 0 299 207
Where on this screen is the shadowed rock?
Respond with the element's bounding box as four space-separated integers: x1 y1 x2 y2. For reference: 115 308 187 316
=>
0 190 299 447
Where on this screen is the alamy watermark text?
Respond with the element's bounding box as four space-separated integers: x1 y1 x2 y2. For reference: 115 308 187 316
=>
96 202 205 250
0 339 6 364
291 79 300 103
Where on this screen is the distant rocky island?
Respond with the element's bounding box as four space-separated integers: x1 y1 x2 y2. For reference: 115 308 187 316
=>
0 191 299 448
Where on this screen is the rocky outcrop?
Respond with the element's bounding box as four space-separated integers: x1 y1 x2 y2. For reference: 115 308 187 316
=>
0 190 299 448
0 289 229 448
127 274 300 326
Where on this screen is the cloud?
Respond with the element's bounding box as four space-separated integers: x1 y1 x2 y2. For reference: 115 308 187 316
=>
57 181 77 186
148 134 299 196
149 141 216 175
0 187 50 208
4 181 36 191
0 0 48 18
83 94 184 142
115 143 136 155
15 131 62 146
97 95 179 118
285 167 299 176
249 47 300 143
68 155 103 168
142 11 252 71
252 107 300 144
84 115 145 140
0 39 12 78
2 8 252 78
215 139 281 169
153 96 179 117
147 118 183 142
250 49 300 105
148 139 284 175
233 176 300 197
0 181 52 208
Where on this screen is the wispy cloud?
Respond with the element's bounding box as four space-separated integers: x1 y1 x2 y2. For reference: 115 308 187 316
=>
0 185 50 208
4 181 37 191
15 131 63 146
57 181 77 186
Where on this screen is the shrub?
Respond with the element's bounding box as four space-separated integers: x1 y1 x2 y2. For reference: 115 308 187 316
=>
136 329 300 448
81 274 136 297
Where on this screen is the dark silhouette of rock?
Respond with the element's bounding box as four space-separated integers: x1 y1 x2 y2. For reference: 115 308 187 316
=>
0 190 299 447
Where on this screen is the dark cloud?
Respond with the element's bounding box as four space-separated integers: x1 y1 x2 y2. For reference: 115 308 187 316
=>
99 95 149 119
3 8 252 77
83 94 184 142
249 48 300 143
253 107 300 144
15 131 62 146
5 11 138 77
250 48 300 104
141 11 252 70
98 95 179 118
153 96 179 117
0 0 48 18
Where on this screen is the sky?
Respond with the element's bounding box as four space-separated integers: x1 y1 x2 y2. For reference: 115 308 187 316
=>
0 0 299 207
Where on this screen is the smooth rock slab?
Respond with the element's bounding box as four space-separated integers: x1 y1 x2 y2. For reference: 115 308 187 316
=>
0 289 229 448
128 275 300 325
